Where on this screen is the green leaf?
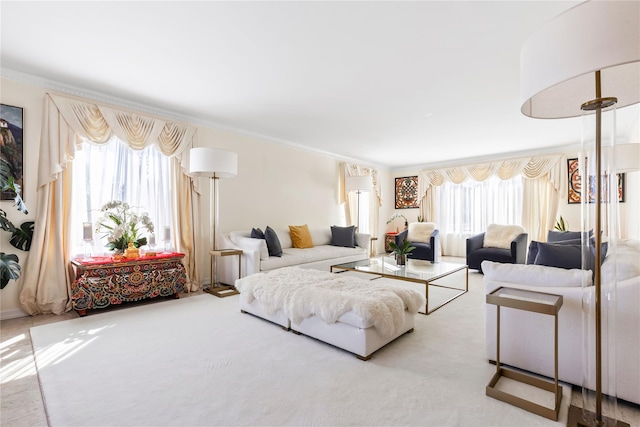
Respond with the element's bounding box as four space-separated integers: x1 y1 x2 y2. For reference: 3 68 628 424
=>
10 221 34 251
0 252 20 289
0 210 17 233
389 240 416 255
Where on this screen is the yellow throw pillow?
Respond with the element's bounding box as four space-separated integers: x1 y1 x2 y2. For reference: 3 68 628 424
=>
289 224 314 248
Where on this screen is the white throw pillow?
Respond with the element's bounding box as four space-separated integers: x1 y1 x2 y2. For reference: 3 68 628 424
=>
483 224 525 249
407 222 436 243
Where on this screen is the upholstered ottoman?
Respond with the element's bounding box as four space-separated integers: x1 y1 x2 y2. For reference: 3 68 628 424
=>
239 296 290 330
235 266 424 360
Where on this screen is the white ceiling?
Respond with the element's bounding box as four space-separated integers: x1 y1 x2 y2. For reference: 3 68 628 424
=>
1 1 638 169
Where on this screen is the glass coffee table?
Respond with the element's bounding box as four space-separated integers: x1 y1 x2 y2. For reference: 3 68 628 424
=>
330 256 468 315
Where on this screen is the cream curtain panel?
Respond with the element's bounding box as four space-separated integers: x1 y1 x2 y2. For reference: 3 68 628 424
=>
417 154 565 243
340 163 382 248
19 93 201 315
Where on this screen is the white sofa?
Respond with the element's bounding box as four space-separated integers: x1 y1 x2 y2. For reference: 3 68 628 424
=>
483 239 640 405
217 227 370 285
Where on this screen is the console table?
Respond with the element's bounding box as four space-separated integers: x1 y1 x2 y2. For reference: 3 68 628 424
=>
70 253 187 316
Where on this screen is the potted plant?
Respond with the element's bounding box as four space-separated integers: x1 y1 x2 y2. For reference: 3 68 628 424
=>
554 216 568 231
388 239 415 266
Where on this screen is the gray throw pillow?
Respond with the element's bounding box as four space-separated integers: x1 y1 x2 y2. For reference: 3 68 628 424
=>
251 228 265 239
264 226 282 257
534 242 583 270
534 240 608 270
547 230 592 242
528 238 583 265
330 225 356 248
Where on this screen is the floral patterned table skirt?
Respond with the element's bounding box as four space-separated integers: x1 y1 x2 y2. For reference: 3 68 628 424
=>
71 253 187 316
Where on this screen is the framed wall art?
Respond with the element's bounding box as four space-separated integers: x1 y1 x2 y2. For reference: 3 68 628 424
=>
567 158 625 204
0 104 24 201
395 176 419 209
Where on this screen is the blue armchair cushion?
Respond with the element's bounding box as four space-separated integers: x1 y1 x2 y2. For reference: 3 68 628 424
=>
466 231 528 273
395 228 439 262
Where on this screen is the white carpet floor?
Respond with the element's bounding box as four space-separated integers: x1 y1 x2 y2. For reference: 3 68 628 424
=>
30 269 571 426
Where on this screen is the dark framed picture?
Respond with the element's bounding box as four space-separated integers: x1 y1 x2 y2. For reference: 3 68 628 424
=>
0 104 24 201
567 158 625 204
395 176 419 209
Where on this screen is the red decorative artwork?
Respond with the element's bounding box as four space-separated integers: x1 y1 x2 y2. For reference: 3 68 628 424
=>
395 176 419 209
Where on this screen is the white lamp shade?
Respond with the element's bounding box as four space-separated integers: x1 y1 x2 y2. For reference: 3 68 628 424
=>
189 147 238 178
521 1 640 119
345 175 373 192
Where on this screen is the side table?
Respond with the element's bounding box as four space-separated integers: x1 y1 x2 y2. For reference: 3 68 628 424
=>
486 287 563 421
208 248 242 298
369 236 378 257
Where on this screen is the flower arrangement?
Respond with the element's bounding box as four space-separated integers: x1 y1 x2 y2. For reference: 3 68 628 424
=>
387 213 408 231
95 200 154 252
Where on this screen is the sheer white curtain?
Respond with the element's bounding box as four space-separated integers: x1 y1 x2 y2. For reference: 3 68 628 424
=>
418 154 564 257
438 175 523 256
70 137 172 255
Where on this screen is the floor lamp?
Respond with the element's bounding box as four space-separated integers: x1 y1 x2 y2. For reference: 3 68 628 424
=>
189 147 238 297
345 175 372 232
520 2 639 426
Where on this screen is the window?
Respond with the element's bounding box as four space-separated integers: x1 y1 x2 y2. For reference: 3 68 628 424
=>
437 175 522 248
70 137 172 255
356 191 371 234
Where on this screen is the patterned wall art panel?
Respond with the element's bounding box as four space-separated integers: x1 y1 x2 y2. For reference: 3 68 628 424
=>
567 158 625 204
395 176 419 209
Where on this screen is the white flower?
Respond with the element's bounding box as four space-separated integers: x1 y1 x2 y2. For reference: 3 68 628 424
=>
95 200 155 251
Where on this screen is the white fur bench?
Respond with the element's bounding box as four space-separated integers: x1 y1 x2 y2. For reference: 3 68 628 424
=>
235 267 424 360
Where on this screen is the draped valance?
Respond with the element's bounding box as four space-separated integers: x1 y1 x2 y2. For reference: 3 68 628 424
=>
418 154 564 198
340 162 382 205
41 93 197 188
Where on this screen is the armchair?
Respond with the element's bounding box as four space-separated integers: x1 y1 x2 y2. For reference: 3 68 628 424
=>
395 222 439 263
466 224 527 273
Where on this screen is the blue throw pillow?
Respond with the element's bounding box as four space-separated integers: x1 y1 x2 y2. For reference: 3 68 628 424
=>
534 242 583 269
534 240 608 270
251 228 265 239
330 225 356 248
527 239 582 265
264 226 282 257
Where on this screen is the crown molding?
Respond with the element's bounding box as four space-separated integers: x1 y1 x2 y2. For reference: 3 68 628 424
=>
1 67 384 170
